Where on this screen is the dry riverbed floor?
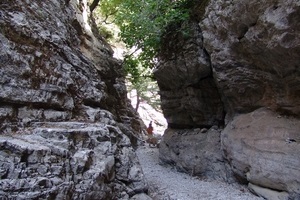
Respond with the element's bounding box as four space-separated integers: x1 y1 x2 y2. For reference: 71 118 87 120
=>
136 145 264 200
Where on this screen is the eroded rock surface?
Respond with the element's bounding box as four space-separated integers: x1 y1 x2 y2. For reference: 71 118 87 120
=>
154 21 224 128
0 0 148 199
201 0 300 118
0 0 133 132
156 0 300 199
0 121 147 199
222 108 300 199
159 127 233 182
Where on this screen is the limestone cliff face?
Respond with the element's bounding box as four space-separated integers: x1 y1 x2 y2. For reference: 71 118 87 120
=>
201 0 300 119
155 0 300 198
0 0 133 131
0 0 147 199
154 21 224 129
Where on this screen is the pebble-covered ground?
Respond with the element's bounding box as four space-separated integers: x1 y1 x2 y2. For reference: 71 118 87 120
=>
136 146 264 200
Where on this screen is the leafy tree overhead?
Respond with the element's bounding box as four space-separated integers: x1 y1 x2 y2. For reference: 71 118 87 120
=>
91 0 191 72
89 0 192 111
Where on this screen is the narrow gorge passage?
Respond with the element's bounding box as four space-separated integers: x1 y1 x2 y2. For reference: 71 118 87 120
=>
136 146 263 200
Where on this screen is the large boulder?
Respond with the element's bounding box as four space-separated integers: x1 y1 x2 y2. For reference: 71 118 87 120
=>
222 108 300 199
159 127 233 182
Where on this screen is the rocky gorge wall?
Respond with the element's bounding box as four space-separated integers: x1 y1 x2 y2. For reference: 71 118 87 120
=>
155 0 300 199
0 0 148 199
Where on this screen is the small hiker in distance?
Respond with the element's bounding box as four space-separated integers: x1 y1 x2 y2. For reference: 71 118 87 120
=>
146 121 153 135
146 121 159 147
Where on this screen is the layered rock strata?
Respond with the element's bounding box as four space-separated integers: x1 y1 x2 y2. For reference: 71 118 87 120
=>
0 0 137 132
222 108 300 199
0 121 147 199
0 0 148 199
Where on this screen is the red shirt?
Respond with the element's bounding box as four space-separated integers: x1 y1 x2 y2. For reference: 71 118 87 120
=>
146 126 153 135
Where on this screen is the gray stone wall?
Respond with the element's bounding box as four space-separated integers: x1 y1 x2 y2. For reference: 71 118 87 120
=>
155 1 300 198
0 0 148 199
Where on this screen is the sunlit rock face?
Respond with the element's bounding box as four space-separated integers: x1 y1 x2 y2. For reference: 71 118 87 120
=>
0 0 147 199
0 0 132 131
157 0 300 198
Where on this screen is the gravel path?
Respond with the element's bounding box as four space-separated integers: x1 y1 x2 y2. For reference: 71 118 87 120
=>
136 146 263 200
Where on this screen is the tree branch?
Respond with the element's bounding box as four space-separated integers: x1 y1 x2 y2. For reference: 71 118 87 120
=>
121 46 142 66
102 9 118 24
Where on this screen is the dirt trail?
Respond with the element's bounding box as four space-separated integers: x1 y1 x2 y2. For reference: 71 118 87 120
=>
136 146 263 200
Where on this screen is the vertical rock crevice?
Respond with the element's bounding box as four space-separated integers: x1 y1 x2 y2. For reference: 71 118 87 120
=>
154 20 225 129
155 18 229 182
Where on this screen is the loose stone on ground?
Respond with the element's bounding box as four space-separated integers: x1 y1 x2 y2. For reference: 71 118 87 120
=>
136 146 264 200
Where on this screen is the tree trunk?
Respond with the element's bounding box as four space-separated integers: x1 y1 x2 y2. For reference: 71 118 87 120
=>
135 91 140 113
90 0 101 12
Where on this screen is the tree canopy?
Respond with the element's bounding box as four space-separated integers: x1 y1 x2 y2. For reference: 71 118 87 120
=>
93 0 191 74
90 0 192 111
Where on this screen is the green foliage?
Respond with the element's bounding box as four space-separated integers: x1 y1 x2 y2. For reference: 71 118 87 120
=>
98 26 114 40
97 0 191 71
91 0 194 111
127 77 162 112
